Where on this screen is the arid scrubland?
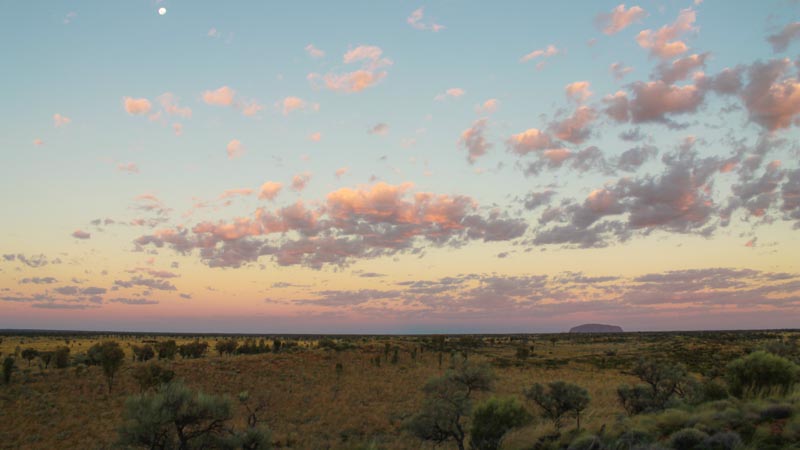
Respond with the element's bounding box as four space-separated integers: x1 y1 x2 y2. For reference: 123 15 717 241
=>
0 330 798 449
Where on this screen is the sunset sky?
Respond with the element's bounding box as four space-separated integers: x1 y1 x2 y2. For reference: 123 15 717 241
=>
1 1 799 333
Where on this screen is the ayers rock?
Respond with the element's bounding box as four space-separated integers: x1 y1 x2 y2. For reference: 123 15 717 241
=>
569 323 624 333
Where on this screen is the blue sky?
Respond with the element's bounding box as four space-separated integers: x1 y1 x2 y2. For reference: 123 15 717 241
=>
1 1 799 333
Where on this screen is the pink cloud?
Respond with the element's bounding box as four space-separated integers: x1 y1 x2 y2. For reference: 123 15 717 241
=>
202 86 236 106
520 45 559 63
309 45 392 93
459 118 492 164
565 81 592 103
280 96 318 115
550 106 596 144
291 172 312 192
368 123 389 135
335 167 349 178
157 93 192 118
312 70 387 93
636 8 696 59
305 44 325 58
258 182 283 201
33 138 44 146
123 97 152 115
53 113 71 127
407 7 445 32
117 162 139 174
543 148 572 164
343 45 385 65
219 188 253 199
741 58 800 131
240 101 264 117
71 230 91 240
507 129 554 155
434 87 465 101
226 139 244 159
610 62 634 80
309 132 322 142
605 81 703 124
767 22 800 53
173 123 183 136
475 99 499 114
596 4 647 35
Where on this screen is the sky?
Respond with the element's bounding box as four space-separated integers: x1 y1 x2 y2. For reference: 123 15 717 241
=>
1 1 799 333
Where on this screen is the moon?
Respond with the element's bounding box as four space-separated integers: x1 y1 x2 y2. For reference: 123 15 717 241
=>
158 7 167 15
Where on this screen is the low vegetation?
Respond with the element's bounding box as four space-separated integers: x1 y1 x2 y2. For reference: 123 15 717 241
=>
0 329 797 449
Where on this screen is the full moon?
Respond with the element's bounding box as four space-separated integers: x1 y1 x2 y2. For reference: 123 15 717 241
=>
158 7 167 15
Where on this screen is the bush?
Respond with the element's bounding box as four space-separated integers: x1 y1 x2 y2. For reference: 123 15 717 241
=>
118 381 269 449
132 362 175 392
725 351 799 398
469 397 532 450
88 341 125 392
54 346 70 368
405 361 494 450
216 339 238 356
526 381 590 430
179 341 209 359
2 357 14 384
759 403 793 421
703 431 742 450
567 434 604 450
668 428 708 450
157 340 178 360
132 344 155 362
21 348 39 367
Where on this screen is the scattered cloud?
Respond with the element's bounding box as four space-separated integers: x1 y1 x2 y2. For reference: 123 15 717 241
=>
767 22 800 52
259 182 283 201
407 8 445 32
123 97 152 115
305 44 325 58
635 8 696 59
226 139 244 159
595 4 646 35
71 230 91 240
435 88 465 101
458 118 492 164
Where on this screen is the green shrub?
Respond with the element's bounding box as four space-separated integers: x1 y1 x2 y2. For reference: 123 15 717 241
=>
525 381 590 430
88 341 125 392
132 362 175 392
469 397 531 450
567 434 604 450
53 346 70 368
703 431 741 450
725 351 799 398
668 428 708 450
2 357 14 384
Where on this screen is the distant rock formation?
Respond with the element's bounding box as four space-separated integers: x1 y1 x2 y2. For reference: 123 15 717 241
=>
569 323 623 333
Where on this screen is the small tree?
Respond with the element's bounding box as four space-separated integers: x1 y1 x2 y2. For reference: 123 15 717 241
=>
469 397 532 450
2 357 14 384
88 341 126 392
616 358 689 414
40 351 53 369
157 340 178 360
215 339 238 356
54 346 71 369
525 381 590 430
132 345 155 362
405 361 494 450
725 351 799 398
118 381 270 449
21 348 39 367
132 362 175 393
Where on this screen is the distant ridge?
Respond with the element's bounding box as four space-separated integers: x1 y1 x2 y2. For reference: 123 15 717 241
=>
569 323 623 333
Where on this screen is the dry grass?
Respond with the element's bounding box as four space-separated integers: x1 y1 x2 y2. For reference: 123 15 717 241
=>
0 331 795 449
